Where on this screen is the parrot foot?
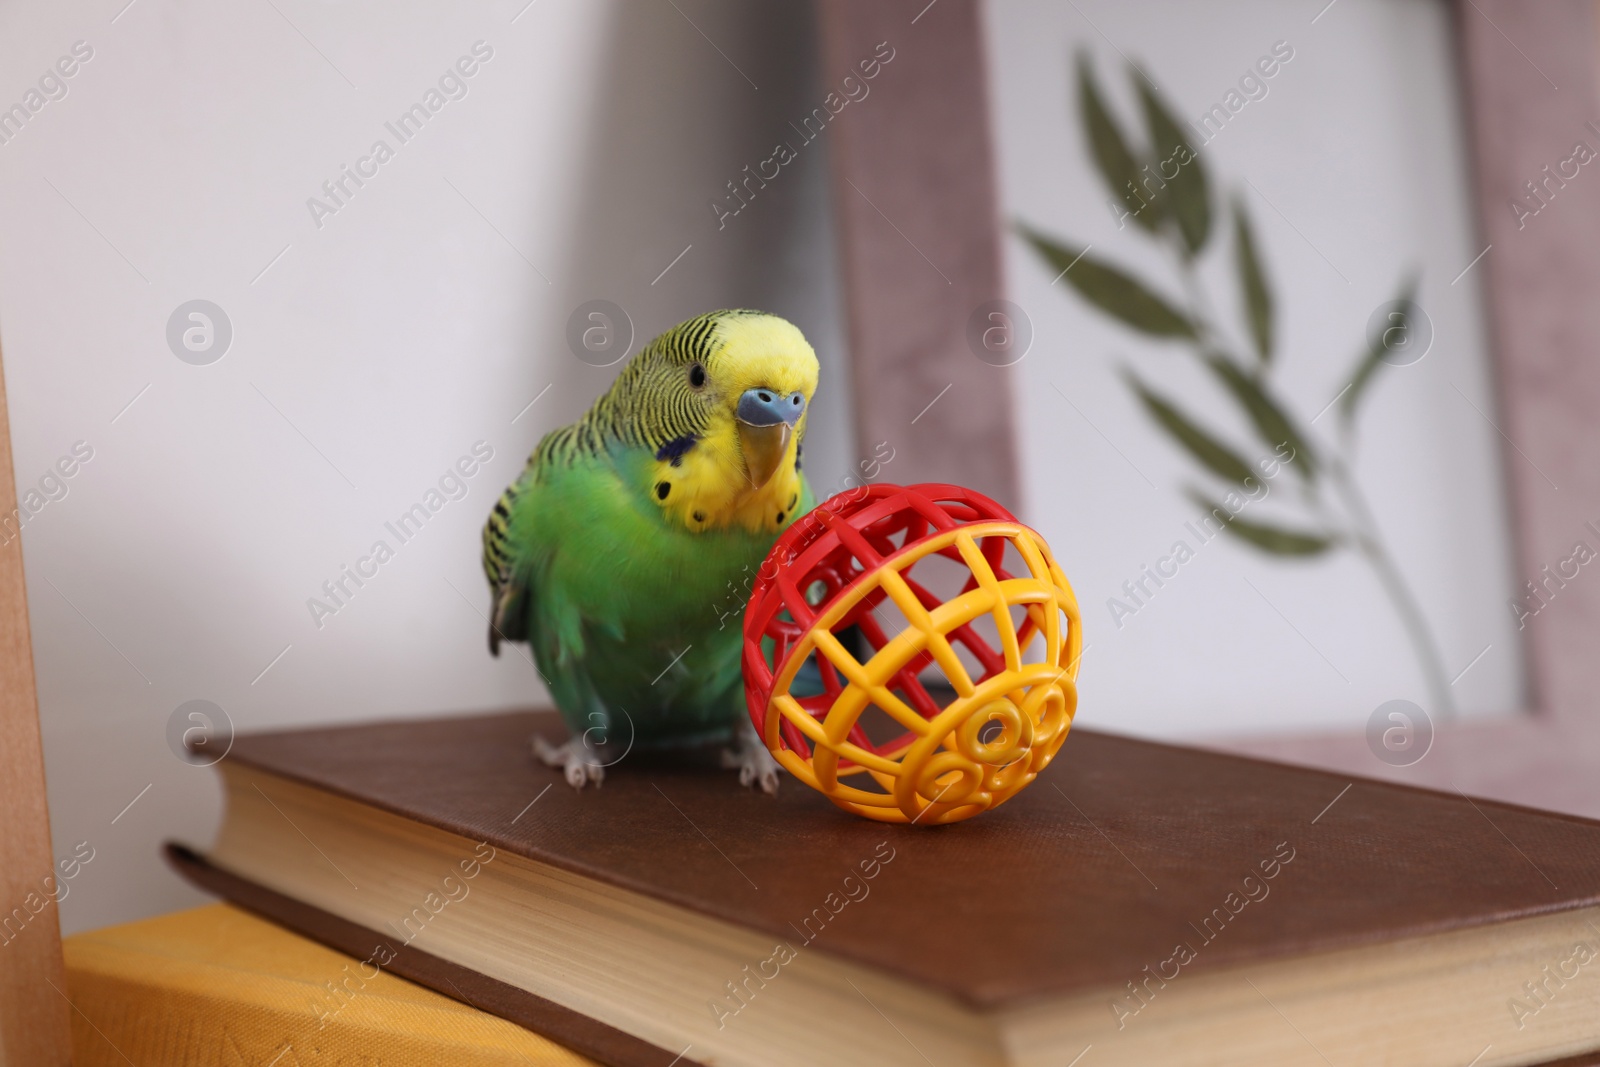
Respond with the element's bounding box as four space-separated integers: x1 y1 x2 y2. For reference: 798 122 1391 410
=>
532 733 605 789
721 718 781 796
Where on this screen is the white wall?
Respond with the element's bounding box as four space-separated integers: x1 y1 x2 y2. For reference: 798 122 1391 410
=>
0 0 855 935
987 0 1524 737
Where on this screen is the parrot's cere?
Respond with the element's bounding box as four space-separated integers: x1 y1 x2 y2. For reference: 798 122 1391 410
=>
482 310 819 792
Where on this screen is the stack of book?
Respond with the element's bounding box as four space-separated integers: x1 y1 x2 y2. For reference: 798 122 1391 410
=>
98 709 1600 1065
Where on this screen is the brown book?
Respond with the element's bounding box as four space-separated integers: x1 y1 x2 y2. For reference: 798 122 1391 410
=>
170 709 1600 1067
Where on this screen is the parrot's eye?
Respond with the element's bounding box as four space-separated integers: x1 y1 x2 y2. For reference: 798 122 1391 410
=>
688 363 707 389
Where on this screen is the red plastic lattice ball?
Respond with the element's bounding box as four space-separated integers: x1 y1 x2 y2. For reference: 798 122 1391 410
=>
742 483 1082 824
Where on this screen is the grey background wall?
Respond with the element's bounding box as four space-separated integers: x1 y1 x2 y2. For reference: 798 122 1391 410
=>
0 0 857 934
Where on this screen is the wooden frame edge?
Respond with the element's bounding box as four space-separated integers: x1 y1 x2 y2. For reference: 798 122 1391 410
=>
816 0 1023 512
0 340 72 1064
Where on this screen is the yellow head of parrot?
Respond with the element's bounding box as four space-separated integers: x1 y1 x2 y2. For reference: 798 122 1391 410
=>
709 315 818 490
623 310 819 532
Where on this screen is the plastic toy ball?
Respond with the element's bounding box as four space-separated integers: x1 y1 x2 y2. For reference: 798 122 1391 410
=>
742 483 1082 825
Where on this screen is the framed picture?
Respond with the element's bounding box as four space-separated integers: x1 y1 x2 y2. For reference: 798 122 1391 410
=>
833 0 1600 812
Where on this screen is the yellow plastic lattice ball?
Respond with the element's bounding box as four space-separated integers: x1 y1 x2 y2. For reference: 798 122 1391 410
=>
742 483 1082 825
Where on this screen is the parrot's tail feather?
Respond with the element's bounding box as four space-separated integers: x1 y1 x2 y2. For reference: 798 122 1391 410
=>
488 582 530 650
482 481 532 659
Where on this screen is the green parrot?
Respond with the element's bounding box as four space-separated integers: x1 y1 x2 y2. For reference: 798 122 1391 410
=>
482 309 818 792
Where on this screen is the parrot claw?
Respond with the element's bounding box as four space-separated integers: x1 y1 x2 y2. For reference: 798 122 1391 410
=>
722 719 782 796
532 734 605 790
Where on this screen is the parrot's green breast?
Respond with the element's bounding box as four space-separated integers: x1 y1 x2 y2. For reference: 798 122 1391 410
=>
500 445 813 747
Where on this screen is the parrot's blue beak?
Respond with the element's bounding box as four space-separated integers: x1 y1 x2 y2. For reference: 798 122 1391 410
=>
736 388 805 489
736 388 806 428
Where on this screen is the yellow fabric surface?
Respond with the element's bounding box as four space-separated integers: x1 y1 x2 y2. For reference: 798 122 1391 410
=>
62 903 597 1066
